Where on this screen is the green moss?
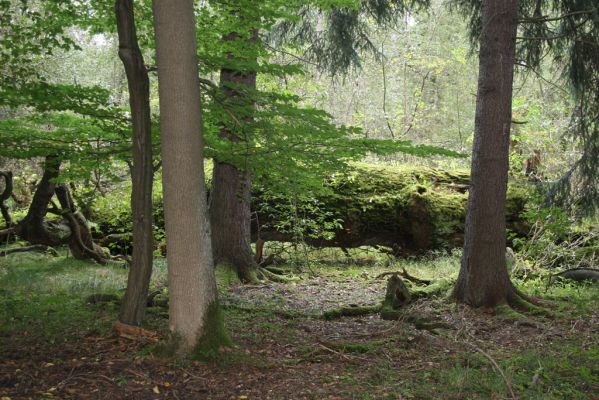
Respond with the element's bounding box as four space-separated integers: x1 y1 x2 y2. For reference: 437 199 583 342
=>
323 304 382 320
411 278 455 300
214 262 243 287
334 339 389 354
192 301 232 361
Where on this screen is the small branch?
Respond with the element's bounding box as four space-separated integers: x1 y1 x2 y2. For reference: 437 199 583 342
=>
518 10 595 24
464 341 518 400
375 269 431 285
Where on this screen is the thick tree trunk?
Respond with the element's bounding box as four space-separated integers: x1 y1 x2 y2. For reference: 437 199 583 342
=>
115 0 155 327
15 156 65 246
11 157 107 264
153 0 226 354
209 31 259 282
453 0 520 308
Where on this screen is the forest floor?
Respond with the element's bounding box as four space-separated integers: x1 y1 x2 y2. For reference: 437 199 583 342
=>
1 249 598 400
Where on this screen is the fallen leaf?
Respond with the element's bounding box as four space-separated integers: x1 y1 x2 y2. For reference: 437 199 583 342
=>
152 386 160 394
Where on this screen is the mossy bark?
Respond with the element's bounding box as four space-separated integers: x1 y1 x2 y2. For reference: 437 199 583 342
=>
192 302 232 360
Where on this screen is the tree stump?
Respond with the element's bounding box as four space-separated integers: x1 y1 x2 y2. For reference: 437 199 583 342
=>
380 274 411 320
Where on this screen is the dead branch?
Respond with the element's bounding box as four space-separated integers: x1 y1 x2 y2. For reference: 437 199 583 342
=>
112 321 159 342
465 341 518 400
0 244 58 257
376 268 431 285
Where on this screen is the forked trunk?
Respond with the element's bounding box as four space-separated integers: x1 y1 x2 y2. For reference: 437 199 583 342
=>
13 157 107 264
115 0 155 327
453 0 520 308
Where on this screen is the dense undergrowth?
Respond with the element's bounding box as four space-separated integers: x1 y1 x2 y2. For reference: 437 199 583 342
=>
0 248 598 399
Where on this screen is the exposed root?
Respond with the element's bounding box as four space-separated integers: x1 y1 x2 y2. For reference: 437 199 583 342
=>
222 303 309 319
256 267 299 283
0 244 59 257
505 287 553 317
323 304 382 320
376 268 431 285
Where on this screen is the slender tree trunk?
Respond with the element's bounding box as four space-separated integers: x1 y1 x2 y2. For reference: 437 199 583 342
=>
153 0 226 354
210 63 258 282
453 0 521 308
115 0 155 327
0 171 13 227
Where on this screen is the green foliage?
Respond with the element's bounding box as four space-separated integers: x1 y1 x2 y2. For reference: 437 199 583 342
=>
454 0 599 214
270 0 430 75
514 196 598 270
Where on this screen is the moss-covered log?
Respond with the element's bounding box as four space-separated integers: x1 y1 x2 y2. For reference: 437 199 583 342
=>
93 164 531 256
253 164 530 255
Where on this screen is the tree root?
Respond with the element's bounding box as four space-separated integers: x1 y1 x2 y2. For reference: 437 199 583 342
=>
376 268 431 285
0 227 15 244
256 266 299 283
323 304 382 320
221 302 309 319
505 286 553 317
0 244 59 257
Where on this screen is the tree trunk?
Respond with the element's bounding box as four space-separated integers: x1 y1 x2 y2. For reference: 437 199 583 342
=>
55 184 107 264
11 158 107 264
209 31 259 282
115 0 155 327
453 0 521 308
153 0 227 354
0 171 13 227
15 156 64 246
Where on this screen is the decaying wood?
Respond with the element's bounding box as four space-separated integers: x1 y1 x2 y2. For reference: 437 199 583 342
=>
376 268 431 285
550 268 599 284
0 244 58 257
112 321 159 342
9 158 108 264
383 274 411 309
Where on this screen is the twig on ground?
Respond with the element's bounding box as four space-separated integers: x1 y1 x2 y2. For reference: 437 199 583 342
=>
464 341 518 400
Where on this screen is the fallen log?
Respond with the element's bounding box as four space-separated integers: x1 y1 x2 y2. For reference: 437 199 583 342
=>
0 244 58 257
97 164 531 256
253 165 530 255
550 268 599 284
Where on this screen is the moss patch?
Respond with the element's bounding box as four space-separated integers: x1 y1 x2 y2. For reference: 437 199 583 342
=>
193 301 232 361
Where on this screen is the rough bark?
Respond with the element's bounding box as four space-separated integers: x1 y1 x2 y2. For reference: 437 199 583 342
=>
9 157 107 264
453 0 522 308
209 30 259 283
115 0 155 327
55 184 107 264
14 156 65 246
0 171 13 227
153 0 225 354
